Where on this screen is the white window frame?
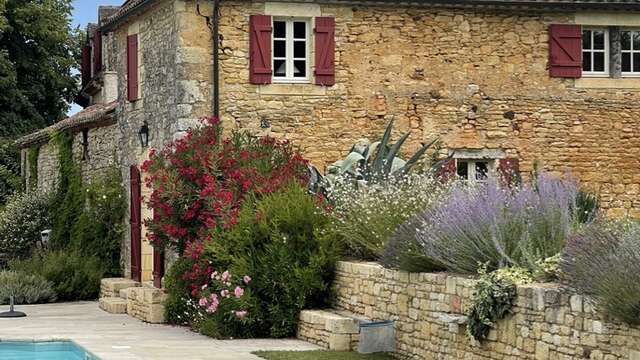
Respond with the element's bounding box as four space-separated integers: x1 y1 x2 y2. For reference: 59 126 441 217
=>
582 28 610 77
620 28 640 77
456 159 496 183
271 18 310 84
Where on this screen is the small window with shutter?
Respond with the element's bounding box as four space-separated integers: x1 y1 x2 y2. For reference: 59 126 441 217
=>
272 18 310 83
582 28 609 77
249 15 335 86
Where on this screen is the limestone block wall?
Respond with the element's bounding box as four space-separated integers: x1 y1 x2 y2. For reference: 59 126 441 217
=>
332 261 640 360
72 124 119 184
206 1 640 217
125 286 168 324
34 142 59 194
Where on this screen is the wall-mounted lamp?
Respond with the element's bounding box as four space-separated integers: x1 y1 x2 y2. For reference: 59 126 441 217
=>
138 121 150 148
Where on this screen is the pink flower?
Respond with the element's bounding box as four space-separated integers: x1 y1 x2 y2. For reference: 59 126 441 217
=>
234 286 244 299
211 271 218 280
198 297 208 307
209 293 219 305
206 304 218 313
221 271 231 282
201 284 208 290
220 289 230 298
243 276 251 284
234 310 248 319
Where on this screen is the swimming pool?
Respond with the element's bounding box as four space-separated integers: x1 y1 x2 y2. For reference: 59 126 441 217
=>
0 341 99 360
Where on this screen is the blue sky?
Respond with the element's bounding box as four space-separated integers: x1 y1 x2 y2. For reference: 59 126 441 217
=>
72 0 122 28
69 0 122 115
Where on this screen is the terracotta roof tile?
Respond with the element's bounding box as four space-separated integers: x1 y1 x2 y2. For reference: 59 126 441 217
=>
15 102 118 149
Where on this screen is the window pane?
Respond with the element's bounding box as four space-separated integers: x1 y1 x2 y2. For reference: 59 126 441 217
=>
623 52 631 72
582 30 592 50
593 31 605 50
273 21 286 38
593 52 605 72
634 53 640 72
294 41 306 58
293 22 306 39
293 60 306 77
583 51 592 71
456 161 468 180
634 32 640 51
274 60 286 77
475 162 489 181
274 40 286 58
622 31 632 50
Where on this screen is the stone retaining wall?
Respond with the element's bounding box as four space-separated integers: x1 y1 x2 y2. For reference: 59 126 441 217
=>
125 286 168 324
297 310 361 351
332 261 640 359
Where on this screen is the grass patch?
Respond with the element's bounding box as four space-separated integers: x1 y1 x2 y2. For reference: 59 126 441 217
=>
253 351 393 360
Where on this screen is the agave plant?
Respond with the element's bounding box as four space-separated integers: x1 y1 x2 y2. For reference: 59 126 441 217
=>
308 120 447 194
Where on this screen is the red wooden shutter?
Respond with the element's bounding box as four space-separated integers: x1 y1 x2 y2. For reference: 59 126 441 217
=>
436 158 457 183
314 17 335 86
549 24 582 78
130 165 142 283
127 34 139 101
81 45 91 87
497 158 520 187
249 15 272 84
93 31 102 75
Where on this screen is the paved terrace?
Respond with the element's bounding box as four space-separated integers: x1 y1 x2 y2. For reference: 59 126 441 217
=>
0 302 319 360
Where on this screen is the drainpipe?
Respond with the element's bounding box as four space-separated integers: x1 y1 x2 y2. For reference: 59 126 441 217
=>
197 0 220 118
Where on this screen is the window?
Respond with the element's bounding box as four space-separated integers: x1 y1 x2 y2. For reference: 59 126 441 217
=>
81 129 89 161
456 160 493 182
272 19 309 82
582 28 609 76
621 29 640 76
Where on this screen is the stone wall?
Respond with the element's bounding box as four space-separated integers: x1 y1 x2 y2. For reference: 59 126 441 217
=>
72 125 119 184
21 124 119 195
204 2 640 217
34 142 59 194
332 261 640 360
112 0 182 279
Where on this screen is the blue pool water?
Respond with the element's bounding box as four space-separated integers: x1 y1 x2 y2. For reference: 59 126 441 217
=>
0 341 99 360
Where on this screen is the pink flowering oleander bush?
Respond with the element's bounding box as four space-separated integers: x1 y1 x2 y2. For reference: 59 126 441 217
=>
188 270 253 337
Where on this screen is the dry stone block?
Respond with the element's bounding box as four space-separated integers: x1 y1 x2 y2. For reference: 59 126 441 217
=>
99 297 128 314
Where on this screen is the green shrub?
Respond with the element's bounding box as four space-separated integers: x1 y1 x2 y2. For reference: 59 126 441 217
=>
0 140 21 206
70 167 125 276
0 270 56 305
202 184 339 338
466 265 532 342
164 257 197 326
561 221 640 325
328 174 444 260
49 132 84 250
0 191 52 264
10 250 104 301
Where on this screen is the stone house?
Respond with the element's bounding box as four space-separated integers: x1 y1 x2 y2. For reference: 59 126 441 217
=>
16 0 640 287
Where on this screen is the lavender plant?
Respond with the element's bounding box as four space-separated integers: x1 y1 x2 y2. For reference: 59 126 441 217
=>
328 173 445 260
561 221 640 325
415 175 580 274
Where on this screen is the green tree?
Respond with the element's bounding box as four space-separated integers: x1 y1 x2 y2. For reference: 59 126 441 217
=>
0 0 81 138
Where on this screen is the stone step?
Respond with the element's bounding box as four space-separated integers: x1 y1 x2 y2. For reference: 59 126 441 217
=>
298 309 365 351
126 287 168 324
99 297 128 314
100 278 141 298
